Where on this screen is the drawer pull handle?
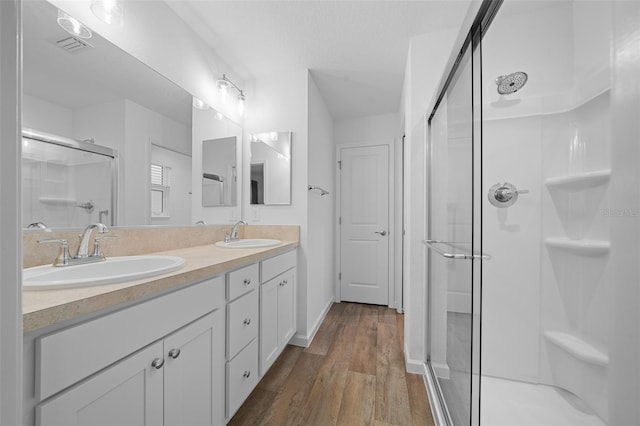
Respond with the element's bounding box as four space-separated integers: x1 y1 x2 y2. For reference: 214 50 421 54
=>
243 370 251 378
243 318 251 325
151 358 165 369
168 348 181 359
243 278 251 285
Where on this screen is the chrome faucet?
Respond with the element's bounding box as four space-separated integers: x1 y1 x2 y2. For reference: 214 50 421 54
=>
77 223 109 258
39 223 113 267
226 220 248 242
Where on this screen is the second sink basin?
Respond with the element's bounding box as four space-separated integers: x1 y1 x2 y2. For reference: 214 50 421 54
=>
23 255 186 291
215 238 281 249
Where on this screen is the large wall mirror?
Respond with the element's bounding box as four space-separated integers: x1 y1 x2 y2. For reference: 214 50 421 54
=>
22 0 242 230
250 131 292 205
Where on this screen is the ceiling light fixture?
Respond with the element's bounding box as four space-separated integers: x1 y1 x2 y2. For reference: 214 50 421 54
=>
90 0 124 26
57 10 92 39
216 74 246 116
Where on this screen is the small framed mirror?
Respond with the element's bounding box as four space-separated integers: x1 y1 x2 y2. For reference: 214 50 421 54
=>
250 131 292 205
202 136 237 206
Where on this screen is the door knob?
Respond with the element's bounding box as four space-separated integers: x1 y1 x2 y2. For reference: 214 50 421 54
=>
374 230 387 236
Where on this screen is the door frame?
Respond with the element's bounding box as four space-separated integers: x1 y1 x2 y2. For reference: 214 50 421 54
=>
335 141 398 309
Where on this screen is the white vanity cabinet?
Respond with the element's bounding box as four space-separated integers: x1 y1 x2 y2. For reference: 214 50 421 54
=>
34 277 226 426
259 250 297 375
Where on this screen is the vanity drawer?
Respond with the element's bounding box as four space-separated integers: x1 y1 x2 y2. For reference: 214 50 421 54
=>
261 250 296 283
226 339 258 419
226 289 258 359
227 263 259 301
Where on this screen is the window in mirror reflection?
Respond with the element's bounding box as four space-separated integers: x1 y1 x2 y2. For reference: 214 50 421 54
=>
202 136 237 207
150 163 170 218
250 131 292 205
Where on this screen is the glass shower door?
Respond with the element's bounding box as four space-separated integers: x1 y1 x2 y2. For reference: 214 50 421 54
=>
426 35 483 425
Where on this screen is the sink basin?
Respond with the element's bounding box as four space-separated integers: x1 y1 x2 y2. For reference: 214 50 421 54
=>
23 255 186 291
215 238 281 249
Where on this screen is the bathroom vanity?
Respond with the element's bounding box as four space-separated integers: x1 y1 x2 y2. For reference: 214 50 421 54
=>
22 231 298 426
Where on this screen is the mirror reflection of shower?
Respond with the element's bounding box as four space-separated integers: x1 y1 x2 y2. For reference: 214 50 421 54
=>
21 129 117 229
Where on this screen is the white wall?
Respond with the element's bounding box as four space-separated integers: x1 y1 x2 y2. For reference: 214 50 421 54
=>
243 69 335 344
307 75 335 336
22 94 73 138
244 69 312 340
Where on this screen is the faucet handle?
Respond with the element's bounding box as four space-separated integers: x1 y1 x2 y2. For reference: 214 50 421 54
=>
38 239 71 266
92 235 117 258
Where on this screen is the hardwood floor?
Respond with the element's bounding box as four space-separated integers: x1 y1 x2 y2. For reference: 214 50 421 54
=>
229 302 435 426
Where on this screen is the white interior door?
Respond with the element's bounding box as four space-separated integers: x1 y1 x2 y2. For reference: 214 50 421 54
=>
340 145 390 305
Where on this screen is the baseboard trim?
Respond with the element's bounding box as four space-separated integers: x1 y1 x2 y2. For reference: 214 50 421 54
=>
404 343 425 374
289 297 335 347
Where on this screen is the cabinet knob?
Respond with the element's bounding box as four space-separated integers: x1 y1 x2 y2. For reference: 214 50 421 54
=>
168 348 181 359
283 280 288 285
151 358 165 369
243 278 251 286
243 370 251 378
243 318 251 325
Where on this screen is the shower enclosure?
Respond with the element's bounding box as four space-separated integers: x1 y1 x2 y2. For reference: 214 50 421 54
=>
425 1 639 425
22 129 118 229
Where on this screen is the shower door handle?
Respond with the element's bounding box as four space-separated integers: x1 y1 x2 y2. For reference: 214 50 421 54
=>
374 230 387 236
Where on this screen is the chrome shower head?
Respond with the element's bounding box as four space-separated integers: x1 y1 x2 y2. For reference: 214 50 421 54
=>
495 72 528 95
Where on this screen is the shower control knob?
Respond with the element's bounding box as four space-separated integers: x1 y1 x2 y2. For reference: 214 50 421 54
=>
488 182 528 208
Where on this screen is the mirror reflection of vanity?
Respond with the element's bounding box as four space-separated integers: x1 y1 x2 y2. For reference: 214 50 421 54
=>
250 131 292 206
21 0 243 230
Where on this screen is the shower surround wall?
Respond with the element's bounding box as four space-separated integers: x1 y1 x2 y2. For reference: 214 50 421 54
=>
481 1 612 422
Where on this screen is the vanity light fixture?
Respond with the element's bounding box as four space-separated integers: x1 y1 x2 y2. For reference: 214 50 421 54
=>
216 74 246 116
90 0 124 26
192 96 209 110
57 10 92 39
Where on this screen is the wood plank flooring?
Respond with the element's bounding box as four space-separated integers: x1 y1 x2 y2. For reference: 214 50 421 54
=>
229 302 434 426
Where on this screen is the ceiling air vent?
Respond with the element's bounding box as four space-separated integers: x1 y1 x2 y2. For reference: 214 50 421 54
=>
50 35 94 54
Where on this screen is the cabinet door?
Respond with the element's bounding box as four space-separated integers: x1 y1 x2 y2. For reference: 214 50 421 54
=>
278 268 296 346
164 309 225 426
37 341 164 426
260 277 279 375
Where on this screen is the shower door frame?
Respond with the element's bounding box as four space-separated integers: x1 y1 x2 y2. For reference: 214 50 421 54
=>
423 1 503 425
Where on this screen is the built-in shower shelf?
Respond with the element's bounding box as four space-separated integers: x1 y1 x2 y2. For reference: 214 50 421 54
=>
544 237 610 256
545 169 611 191
38 197 76 206
544 331 609 366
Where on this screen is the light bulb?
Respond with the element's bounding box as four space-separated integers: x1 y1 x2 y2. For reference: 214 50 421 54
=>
91 0 124 26
216 78 230 101
57 10 92 39
192 97 209 110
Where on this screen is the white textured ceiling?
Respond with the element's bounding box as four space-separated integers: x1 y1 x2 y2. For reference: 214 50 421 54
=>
168 1 471 120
